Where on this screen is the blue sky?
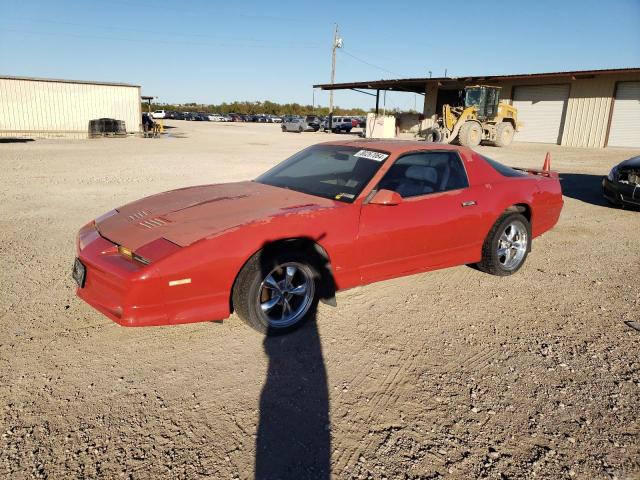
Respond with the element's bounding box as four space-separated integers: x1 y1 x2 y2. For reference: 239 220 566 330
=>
1 0 639 109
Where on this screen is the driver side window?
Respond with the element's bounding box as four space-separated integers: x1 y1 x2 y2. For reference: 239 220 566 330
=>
377 151 469 198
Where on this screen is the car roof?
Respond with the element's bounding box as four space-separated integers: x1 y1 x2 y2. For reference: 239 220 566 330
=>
317 139 470 155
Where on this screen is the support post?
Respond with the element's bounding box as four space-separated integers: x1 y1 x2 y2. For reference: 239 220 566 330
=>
375 90 380 116
328 24 339 130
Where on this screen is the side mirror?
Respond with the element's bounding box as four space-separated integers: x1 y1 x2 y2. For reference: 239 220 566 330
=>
368 189 402 206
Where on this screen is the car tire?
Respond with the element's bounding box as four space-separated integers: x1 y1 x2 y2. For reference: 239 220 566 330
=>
495 122 515 147
298 127 303 133
422 127 443 143
476 212 531 276
281 125 286 132
232 249 320 334
458 121 482 147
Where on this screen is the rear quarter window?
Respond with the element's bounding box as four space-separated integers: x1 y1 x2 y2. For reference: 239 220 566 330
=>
480 155 528 177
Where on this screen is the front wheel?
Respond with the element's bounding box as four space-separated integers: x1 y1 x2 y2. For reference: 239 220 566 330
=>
281 125 286 132
422 127 443 143
458 121 482 147
476 212 531 276
232 250 319 334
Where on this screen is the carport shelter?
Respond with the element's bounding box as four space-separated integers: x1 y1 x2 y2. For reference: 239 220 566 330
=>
314 68 640 148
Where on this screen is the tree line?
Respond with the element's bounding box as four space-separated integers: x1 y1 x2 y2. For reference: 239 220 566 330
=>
142 100 370 116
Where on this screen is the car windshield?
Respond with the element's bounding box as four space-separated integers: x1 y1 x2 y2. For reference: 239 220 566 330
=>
256 145 389 203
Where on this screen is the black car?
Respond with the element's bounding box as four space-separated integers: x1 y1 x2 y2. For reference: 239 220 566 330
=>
168 111 185 120
603 155 640 208
194 112 210 121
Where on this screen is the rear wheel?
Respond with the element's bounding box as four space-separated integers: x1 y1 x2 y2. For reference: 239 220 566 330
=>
281 125 286 132
422 127 443 143
476 212 531 276
458 121 482 147
232 250 319 334
495 122 515 147
298 126 303 133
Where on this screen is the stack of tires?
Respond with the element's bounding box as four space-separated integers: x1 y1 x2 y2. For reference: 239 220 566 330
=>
89 118 126 137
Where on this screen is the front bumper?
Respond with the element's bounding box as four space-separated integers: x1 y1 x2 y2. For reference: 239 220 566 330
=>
75 224 168 326
602 177 640 207
74 223 230 327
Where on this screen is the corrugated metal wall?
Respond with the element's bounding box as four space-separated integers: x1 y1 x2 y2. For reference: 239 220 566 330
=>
494 77 613 146
0 78 141 138
423 73 640 148
562 77 615 148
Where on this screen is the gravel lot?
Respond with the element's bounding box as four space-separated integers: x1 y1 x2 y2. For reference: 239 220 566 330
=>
1 121 639 479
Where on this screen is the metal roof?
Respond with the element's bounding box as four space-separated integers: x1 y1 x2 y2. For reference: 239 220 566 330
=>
314 67 640 92
0 75 140 88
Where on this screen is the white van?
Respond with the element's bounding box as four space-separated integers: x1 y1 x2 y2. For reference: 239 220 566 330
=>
151 110 166 119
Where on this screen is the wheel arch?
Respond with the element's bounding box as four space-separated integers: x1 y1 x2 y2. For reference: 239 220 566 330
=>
504 203 533 251
229 237 336 314
506 202 531 223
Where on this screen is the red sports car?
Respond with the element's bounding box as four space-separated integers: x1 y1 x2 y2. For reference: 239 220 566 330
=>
74 140 563 333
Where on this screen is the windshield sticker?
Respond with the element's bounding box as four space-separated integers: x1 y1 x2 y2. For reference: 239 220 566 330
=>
335 193 355 200
353 150 389 162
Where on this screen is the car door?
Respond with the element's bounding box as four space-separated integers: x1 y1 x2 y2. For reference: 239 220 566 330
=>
357 150 486 284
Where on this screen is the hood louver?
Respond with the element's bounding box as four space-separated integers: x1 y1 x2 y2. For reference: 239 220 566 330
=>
138 217 170 229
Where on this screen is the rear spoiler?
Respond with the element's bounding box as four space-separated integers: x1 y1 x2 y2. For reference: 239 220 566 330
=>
513 152 559 179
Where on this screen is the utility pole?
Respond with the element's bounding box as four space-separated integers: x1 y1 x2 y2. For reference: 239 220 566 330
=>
328 23 342 130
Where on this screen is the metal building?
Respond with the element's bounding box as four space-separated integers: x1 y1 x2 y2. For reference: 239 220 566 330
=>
0 76 142 139
315 68 640 148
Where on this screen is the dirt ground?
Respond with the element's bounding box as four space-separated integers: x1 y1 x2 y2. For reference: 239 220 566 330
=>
1 121 639 479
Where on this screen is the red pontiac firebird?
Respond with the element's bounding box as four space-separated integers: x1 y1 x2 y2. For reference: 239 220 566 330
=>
74 140 563 333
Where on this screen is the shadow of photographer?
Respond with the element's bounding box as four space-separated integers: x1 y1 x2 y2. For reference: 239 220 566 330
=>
254 240 333 479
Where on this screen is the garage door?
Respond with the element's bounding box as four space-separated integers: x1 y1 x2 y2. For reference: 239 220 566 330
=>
607 82 640 148
512 84 570 144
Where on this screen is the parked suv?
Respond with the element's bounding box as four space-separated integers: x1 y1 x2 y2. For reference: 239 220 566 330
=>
282 117 314 133
323 116 353 133
151 110 167 119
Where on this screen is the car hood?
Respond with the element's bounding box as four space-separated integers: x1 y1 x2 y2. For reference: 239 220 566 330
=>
97 181 336 250
617 155 640 169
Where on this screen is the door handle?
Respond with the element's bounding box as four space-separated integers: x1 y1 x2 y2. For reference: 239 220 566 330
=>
461 200 477 207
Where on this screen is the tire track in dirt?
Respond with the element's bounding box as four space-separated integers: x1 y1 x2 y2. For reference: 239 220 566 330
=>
333 345 418 474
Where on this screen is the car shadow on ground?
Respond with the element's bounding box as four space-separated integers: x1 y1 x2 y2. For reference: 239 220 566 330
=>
560 173 639 211
254 242 332 479
560 172 610 207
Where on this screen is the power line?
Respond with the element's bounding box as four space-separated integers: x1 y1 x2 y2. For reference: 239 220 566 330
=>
96 0 308 23
0 26 323 50
5 17 322 47
339 49 404 78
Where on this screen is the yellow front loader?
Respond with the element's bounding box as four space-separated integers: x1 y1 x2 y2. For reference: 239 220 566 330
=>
421 85 521 147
